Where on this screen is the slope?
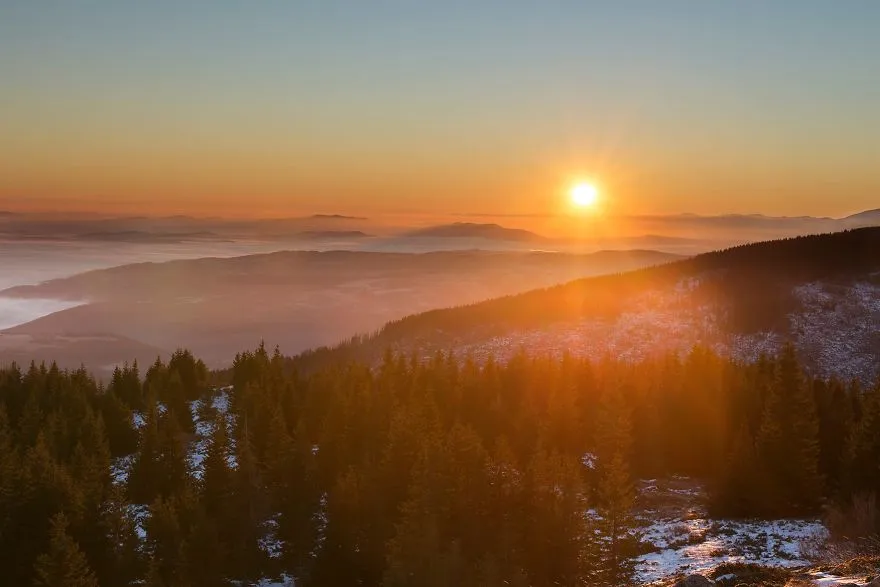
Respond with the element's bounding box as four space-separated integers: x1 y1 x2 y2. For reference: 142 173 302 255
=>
291 228 880 381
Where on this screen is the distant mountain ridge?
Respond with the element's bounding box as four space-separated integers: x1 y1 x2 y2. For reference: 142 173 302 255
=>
296 230 372 240
1 208 878 252
310 214 368 220
75 230 227 243
845 208 880 222
405 222 544 242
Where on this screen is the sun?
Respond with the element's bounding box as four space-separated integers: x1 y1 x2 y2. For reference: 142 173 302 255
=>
570 182 599 208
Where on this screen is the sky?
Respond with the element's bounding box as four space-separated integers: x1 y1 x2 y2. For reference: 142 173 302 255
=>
2 1 879 219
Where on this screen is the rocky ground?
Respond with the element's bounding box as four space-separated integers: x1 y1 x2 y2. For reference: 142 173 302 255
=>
634 478 880 586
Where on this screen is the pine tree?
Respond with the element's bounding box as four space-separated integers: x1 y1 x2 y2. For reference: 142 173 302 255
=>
227 425 268 583
200 413 233 516
145 493 194 587
264 411 318 576
156 410 193 499
168 349 209 402
5 434 82 586
96 391 139 458
110 362 143 411
0 406 18 518
756 343 823 514
711 424 766 516
847 378 880 493
523 447 592 586
816 378 854 494
128 396 162 504
95 483 142 587
593 387 637 586
144 559 167 587
383 510 466 587
165 372 196 435
33 513 99 587
183 508 229 587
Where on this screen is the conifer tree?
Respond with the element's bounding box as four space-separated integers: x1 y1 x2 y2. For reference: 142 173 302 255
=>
756 343 823 514
144 559 167 587
33 513 99 587
96 391 139 458
145 493 195 587
183 508 228 587
816 378 854 494
228 425 268 583
110 362 144 411
128 396 162 504
847 379 880 493
165 371 196 435
168 349 209 402
711 424 765 516
95 483 142 587
200 413 232 516
593 387 637 586
265 411 319 576
522 447 592 586
156 410 193 499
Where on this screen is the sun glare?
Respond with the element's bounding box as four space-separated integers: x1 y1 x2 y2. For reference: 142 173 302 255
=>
570 182 599 208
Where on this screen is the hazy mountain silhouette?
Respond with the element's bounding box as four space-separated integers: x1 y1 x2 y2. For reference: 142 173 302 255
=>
405 222 544 242
1 248 677 372
310 214 368 220
296 230 373 240
75 230 227 243
844 208 880 223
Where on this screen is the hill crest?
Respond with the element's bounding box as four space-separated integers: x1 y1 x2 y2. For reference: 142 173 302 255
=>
291 228 880 382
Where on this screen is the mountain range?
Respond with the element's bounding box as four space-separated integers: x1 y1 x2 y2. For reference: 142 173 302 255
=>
2 209 878 253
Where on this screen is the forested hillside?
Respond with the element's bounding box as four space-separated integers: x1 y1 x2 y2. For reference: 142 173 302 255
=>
2 344 879 585
289 228 880 381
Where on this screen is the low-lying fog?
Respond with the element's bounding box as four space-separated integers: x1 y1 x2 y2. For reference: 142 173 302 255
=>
0 240 679 374
0 239 307 330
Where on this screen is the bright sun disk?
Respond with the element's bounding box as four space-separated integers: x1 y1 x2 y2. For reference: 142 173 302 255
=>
570 182 599 208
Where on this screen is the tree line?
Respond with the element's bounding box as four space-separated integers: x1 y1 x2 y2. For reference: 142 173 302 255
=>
0 343 878 585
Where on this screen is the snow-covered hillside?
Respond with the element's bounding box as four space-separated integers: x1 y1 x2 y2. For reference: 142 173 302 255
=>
441 279 880 383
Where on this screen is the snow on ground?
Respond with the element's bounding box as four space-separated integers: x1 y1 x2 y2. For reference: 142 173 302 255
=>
633 477 827 584
189 387 233 478
126 504 149 540
808 571 873 586
213 387 232 412
260 515 284 560
429 279 880 383
637 517 825 583
112 454 134 484
113 387 234 485
255 577 294 587
791 281 880 382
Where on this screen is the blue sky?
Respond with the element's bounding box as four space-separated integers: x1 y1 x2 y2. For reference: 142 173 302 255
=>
2 1 878 217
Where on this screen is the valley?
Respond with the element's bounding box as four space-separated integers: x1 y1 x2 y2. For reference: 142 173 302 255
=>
0 248 677 372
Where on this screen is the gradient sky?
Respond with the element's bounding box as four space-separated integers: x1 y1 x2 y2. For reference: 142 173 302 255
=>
2 1 879 218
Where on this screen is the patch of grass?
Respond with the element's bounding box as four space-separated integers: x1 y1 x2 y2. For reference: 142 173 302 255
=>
821 554 880 577
709 562 794 586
